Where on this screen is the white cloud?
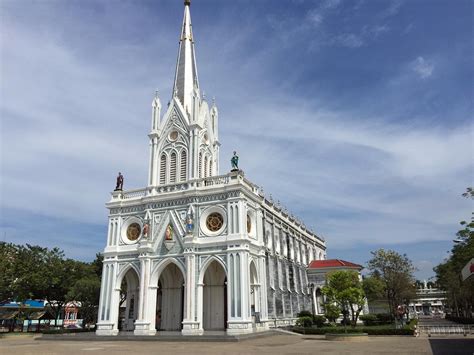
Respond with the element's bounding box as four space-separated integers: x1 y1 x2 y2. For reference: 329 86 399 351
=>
412 56 435 79
333 33 365 48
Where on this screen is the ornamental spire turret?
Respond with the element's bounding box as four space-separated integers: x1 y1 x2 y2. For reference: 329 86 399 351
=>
172 0 199 115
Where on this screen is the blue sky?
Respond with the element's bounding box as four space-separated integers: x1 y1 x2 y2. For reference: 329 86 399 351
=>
1 0 472 280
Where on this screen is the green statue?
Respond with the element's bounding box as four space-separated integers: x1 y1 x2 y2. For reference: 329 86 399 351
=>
231 151 239 170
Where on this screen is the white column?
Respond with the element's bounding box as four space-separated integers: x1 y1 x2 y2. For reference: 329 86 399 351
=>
182 251 202 335
96 262 119 336
227 251 253 335
134 256 155 335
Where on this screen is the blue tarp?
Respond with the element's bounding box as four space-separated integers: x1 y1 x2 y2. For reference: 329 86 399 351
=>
0 300 45 308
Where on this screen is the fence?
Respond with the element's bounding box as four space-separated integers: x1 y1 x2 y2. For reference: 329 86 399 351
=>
418 325 473 336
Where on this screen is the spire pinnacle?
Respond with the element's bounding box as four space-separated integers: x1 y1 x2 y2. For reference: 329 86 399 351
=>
172 0 199 114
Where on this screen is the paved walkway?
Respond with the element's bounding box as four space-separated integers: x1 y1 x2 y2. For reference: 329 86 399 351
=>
1 333 473 355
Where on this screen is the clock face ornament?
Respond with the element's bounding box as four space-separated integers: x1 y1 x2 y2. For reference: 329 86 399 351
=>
126 223 141 241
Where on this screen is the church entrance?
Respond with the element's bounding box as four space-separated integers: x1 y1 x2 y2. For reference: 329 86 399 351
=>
118 268 139 331
202 260 227 330
156 263 184 331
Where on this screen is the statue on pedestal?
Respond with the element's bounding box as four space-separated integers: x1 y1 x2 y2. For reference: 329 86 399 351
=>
186 205 194 234
115 172 124 191
231 151 239 171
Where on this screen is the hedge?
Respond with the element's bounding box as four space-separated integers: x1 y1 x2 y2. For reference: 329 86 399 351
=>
41 328 95 334
291 326 414 336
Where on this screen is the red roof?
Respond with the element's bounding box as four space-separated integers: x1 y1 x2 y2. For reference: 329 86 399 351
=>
308 259 363 270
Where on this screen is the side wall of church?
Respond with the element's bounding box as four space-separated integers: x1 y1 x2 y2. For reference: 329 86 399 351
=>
262 214 326 326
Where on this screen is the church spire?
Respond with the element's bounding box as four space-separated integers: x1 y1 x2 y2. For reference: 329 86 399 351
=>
172 0 199 114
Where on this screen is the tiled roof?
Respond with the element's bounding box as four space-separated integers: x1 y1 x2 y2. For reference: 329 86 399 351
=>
308 259 363 270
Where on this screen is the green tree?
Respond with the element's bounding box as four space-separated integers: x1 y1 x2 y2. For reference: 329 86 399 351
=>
366 249 416 319
362 274 385 302
67 276 101 327
324 302 341 324
434 188 474 318
322 270 366 330
0 242 18 302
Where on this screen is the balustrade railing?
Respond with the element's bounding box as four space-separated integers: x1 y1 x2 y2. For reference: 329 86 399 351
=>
117 173 235 200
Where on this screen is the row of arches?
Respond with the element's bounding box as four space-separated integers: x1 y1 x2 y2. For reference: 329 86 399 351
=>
198 151 213 178
159 149 187 185
116 257 259 332
158 149 215 185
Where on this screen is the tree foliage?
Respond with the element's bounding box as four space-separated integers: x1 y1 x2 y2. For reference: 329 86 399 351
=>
434 188 474 318
366 249 416 319
0 242 102 326
322 270 366 328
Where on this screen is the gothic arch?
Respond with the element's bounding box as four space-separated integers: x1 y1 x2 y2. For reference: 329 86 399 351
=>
179 148 188 181
198 255 227 284
150 257 186 288
116 262 140 286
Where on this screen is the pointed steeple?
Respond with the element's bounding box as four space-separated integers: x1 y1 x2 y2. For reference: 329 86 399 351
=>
172 0 199 114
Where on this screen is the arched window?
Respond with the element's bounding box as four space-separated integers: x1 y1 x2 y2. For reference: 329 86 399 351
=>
204 156 208 178
170 152 177 183
209 159 212 177
160 154 167 185
199 152 203 178
180 150 187 182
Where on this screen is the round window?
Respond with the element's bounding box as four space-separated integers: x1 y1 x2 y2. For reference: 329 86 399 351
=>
206 212 223 232
169 130 179 141
126 223 141 241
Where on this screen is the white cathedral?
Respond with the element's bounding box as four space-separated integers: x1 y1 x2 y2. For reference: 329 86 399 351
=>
96 0 327 336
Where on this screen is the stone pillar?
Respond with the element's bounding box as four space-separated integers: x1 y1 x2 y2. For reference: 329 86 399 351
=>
96 261 119 336
134 245 156 335
182 249 201 335
227 250 253 335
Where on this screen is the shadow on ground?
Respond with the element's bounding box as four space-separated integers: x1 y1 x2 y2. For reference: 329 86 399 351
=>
429 338 474 355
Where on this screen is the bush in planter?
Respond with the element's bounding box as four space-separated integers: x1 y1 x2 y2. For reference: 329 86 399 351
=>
313 315 327 328
295 316 313 328
375 313 393 324
360 314 377 326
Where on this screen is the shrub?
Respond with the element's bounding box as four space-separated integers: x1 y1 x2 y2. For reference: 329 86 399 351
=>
291 326 413 336
375 313 393 324
295 316 313 328
313 315 327 328
360 314 377 326
297 310 313 318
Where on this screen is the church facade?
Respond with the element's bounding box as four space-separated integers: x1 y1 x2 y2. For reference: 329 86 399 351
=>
96 1 326 336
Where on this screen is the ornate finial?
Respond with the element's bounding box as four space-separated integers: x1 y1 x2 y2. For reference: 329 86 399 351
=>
155 90 159 98
184 0 190 6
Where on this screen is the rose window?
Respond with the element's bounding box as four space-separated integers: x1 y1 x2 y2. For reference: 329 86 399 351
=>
206 212 223 232
126 223 141 241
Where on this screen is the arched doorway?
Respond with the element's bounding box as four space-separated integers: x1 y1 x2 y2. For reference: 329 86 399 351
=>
119 268 139 331
202 260 227 330
156 263 185 330
249 261 259 319
315 288 323 314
